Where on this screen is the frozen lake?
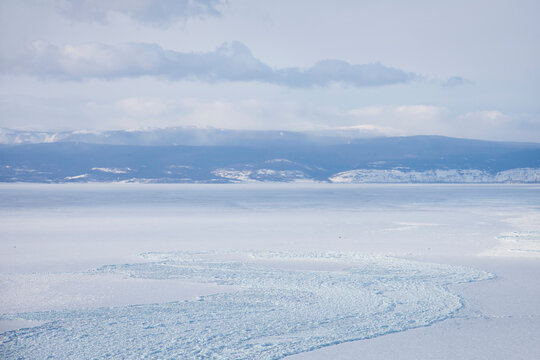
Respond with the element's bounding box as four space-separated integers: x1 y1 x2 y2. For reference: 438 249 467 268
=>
1 184 539 359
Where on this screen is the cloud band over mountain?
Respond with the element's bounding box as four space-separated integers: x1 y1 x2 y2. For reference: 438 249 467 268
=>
1 41 419 87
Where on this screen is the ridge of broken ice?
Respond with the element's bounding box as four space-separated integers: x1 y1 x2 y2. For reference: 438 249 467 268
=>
1 251 492 359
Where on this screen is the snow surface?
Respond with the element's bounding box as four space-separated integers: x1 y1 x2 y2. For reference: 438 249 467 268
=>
481 231 540 257
0 184 539 359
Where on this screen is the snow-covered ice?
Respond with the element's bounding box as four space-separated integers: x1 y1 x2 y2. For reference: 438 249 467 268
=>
0 184 539 359
481 231 540 257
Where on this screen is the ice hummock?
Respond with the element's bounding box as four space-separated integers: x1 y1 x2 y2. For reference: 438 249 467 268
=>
1 251 492 359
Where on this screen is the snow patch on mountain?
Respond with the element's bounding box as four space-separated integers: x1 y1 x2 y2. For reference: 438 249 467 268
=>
265 159 297 164
212 168 255 182
212 168 308 182
329 168 540 183
92 167 131 174
64 174 88 180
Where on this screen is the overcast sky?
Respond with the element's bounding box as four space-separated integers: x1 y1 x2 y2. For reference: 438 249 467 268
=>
0 0 539 141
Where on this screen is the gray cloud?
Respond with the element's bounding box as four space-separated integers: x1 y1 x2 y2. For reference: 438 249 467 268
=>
277 60 416 87
40 0 224 27
1 41 419 87
443 76 471 87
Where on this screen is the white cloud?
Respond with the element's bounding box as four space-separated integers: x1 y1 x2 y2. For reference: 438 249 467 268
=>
342 106 539 142
449 110 532 141
42 0 224 27
460 110 510 125
343 105 449 136
108 97 278 130
1 41 419 87
347 106 384 118
116 98 167 117
394 105 445 121
1 90 538 142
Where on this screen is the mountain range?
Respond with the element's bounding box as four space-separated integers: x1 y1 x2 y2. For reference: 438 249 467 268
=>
1 128 539 183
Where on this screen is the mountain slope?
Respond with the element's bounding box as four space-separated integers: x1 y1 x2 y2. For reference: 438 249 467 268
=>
1 135 539 183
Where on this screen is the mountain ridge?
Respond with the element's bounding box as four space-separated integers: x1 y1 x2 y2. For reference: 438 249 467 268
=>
1 134 539 183
2 127 540 148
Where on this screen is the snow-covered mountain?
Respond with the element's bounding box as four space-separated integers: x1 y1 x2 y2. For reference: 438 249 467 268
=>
1 130 539 183
0 127 350 147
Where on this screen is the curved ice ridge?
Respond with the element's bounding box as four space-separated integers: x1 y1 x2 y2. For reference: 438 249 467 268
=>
1 251 492 359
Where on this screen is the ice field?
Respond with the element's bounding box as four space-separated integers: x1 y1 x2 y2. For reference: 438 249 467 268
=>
0 184 539 359
1 251 491 359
